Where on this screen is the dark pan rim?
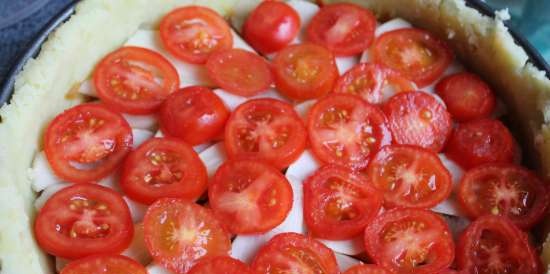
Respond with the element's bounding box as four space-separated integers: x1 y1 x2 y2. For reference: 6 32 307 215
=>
0 0 549 106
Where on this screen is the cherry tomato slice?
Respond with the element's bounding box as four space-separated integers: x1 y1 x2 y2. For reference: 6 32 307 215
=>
159 86 229 145
456 215 541 274
365 145 452 209
224 98 307 169
144 199 231 274
457 164 549 229
308 94 391 170
44 103 133 184
209 159 293 234
273 43 338 101
60 255 146 274
306 3 376 56
243 1 300 54
160 6 233 64
343 264 393 274
334 63 417 104
383 91 452 152
304 165 383 240
251 232 339 274
120 137 207 205
188 256 253 274
205 49 273 97
93 46 179 115
445 119 515 169
364 208 455 274
435 72 496 122
35 184 133 259
372 28 453 87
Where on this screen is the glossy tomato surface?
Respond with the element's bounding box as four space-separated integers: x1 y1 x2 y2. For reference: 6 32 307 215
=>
60 255 146 274
93 46 179 114
35 184 133 259
44 103 133 183
188 256 253 274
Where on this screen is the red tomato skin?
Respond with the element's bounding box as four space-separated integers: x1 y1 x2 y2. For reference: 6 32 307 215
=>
306 3 377 56
188 256 253 274
383 91 452 152
44 103 133 184
35 184 133 259
457 163 549 229
60 255 147 274
243 1 300 54
303 165 383 240
343 264 393 274
93 46 180 115
456 215 541 274
435 72 496 122
159 86 229 145
251 232 339 274
445 119 515 169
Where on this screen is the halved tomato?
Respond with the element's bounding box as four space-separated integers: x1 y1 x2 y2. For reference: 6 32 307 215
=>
35 184 133 259
93 46 179 114
251 232 339 274
303 165 382 240
160 6 233 64
120 137 207 205
188 256 253 274
159 86 229 145
343 264 393 274
224 98 307 168
205 49 273 97
273 43 338 101
435 72 496 122
243 0 300 54
333 63 417 104
456 215 541 274
308 94 391 170
372 28 453 87
306 3 376 56
209 159 293 234
457 164 549 229
144 199 231 274
60 255 146 274
445 119 515 169
364 208 455 274
383 91 452 152
365 145 452 209
44 103 133 184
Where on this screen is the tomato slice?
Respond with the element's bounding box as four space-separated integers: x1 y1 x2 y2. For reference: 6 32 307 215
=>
251 232 339 274
333 63 417 104
383 91 452 152
343 264 393 274
159 86 229 145
224 98 307 168
60 255 146 274
34 184 133 259
209 159 292 234
372 28 453 87
160 6 233 64
445 119 515 169
144 199 231 274
457 164 549 229
364 208 455 274
306 3 376 56
93 46 179 115
44 103 133 184
120 137 207 205
435 72 496 122
456 215 541 274
243 1 300 54
273 43 338 101
206 49 273 97
188 256 253 274
308 94 391 170
303 165 382 240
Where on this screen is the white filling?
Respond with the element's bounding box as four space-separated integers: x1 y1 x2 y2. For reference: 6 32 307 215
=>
122 113 158 131
198 142 227 178
34 183 70 210
294 99 316 121
286 0 320 44
432 154 465 217
229 0 263 33
319 237 365 256
30 151 63 192
285 150 320 182
132 128 154 147
123 196 148 223
146 263 176 274
121 224 152 266
335 253 362 272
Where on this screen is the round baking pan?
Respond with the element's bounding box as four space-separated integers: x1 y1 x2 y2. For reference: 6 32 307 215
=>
0 0 549 105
